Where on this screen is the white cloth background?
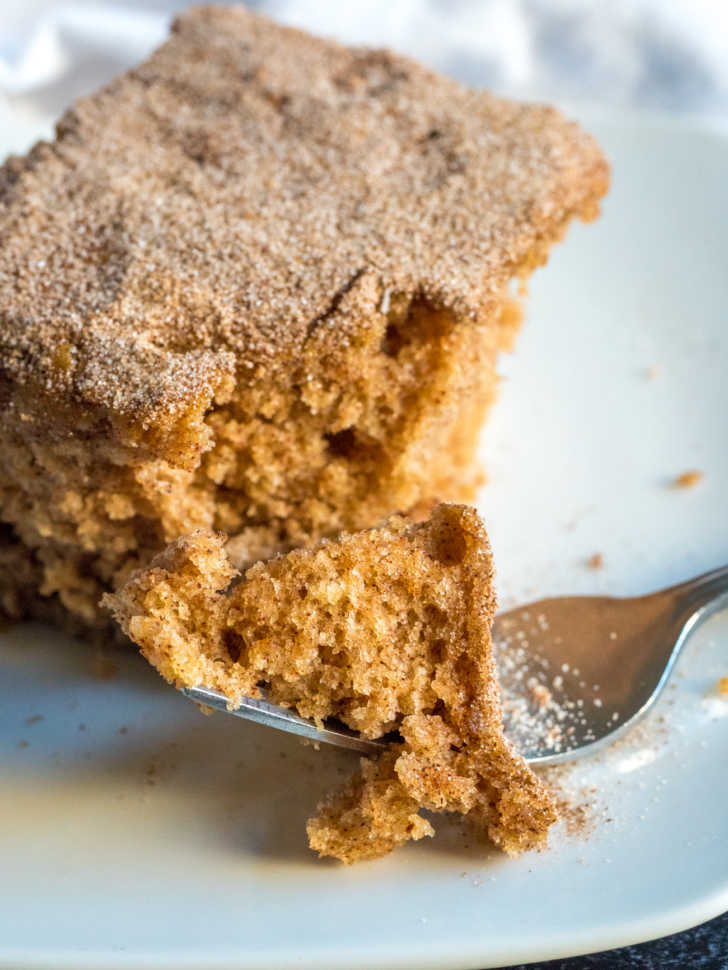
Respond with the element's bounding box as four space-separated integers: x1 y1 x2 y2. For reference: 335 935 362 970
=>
1 0 728 145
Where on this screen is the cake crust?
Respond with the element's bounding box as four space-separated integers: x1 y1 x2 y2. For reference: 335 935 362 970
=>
0 4 607 422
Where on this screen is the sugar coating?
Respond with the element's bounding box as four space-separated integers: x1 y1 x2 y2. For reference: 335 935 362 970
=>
105 504 558 862
0 4 607 417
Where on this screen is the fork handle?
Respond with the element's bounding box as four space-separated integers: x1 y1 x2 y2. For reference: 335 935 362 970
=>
661 564 728 644
666 564 728 614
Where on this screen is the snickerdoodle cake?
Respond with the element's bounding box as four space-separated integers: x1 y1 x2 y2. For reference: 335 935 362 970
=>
105 504 558 862
0 5 608 631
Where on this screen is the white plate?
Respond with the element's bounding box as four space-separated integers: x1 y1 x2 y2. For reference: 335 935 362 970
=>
1 115 727 970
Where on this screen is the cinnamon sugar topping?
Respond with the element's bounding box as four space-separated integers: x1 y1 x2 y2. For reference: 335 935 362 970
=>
0 4 608 418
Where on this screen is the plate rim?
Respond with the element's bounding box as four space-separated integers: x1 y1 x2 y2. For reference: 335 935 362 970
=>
2 889 727 970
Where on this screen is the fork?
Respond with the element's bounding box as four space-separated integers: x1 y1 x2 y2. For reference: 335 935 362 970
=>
182 564 728 765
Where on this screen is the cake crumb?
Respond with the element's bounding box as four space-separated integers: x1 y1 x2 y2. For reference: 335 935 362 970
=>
644 364 661 380
17 739 29 749
585 553 604 570
717 677 728 696
673 470 703 489
107 504 558 863
24 714 44 725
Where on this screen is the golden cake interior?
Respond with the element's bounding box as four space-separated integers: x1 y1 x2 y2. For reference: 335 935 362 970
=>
0 292 520 629
105 503 557 863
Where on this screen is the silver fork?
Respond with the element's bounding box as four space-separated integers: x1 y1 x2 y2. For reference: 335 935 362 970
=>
182 565 728 765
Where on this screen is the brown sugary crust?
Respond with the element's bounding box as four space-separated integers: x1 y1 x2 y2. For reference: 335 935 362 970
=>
0 4 608 425
105 504 558 862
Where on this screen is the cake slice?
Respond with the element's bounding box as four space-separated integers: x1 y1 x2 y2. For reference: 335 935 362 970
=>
105 504 557 862
0 5 608 631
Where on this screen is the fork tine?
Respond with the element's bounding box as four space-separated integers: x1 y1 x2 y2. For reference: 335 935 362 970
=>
181 685 386 756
